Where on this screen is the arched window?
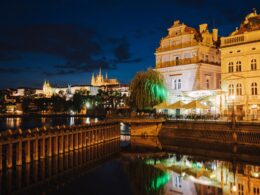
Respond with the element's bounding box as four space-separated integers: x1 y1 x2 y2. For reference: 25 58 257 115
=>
236 83 242 96
251 82 257 95
228 62 233 73
236 61 241 72
178 79 181 89
251 59 257 70
228 84 234 96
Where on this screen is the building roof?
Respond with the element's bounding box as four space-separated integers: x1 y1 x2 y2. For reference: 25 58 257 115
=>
231 10 260 35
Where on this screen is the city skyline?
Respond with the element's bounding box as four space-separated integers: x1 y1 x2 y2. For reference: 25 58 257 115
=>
0 0 259 89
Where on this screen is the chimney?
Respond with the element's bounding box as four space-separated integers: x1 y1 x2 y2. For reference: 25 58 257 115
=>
212 28 218 42
199 24 208 33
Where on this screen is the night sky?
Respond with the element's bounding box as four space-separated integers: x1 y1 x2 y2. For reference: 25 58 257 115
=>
0 0 259 89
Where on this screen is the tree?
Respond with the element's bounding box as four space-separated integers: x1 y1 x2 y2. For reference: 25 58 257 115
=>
129 68 167 110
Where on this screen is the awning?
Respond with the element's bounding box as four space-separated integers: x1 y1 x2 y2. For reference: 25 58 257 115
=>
167 101 186 109
153 102 169 109
183 100 208 109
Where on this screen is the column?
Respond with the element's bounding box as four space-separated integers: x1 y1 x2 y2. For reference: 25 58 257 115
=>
74 133 78 149
33 139 39 161
25 140 31 163
47 137 52 157
64 134 69 152
69 133 74 151
78 132 82 149
82 132 87 147
59 135 64 154
40 138 45 159
16 140 22 166
0 144 2 171
53 136 58 155
7 143 13 168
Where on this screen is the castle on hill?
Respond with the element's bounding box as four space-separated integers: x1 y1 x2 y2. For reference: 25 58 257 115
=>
91 68 119 86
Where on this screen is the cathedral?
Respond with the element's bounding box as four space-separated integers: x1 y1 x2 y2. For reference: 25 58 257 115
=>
91 68 119 86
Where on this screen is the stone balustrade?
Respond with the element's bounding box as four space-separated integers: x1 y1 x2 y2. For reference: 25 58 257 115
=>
0 121 120 170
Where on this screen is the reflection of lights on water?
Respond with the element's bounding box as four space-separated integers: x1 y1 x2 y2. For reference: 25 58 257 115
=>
120 135 130 141
86 117 90 124
69 110 74 115
70 117 75 126
94 118 98 123
6 117 21 128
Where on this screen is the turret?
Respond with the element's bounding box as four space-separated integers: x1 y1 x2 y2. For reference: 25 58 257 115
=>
212 28 218 42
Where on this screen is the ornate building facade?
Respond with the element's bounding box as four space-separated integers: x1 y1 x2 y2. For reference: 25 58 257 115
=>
220 10 260 120
91 68 119 86
155 20 221 114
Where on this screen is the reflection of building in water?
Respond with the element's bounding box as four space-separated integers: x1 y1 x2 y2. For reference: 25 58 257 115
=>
126 154 260 195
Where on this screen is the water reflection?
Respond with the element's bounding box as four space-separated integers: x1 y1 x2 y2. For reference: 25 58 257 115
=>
122 152 260 195
0 140 120 194
121 137 260 195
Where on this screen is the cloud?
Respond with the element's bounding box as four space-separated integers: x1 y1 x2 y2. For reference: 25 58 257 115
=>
0 24 142 76
0 67 27 74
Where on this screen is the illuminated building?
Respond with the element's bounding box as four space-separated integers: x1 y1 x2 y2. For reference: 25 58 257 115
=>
220 9 260 120
43 80 54 98
155 20 221 114
91 68 119 86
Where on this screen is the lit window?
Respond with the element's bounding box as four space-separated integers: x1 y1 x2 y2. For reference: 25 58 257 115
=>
178 79 181 89
229 84 234 96
228 62 234 73
251 59 257 70
252 82 258 95
236 61 241 72
236 83 242 96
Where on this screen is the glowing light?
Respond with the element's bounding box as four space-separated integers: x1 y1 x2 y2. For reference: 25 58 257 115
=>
148 172 171 191
232 185 237 192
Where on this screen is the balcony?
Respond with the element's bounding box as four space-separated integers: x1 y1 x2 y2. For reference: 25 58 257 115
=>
156 57 220 68
221 31 260 47
156 42 199 53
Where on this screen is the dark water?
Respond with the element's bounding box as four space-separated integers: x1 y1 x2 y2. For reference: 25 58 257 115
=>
0 116 99 131
1 136 259 195
0 118 259 195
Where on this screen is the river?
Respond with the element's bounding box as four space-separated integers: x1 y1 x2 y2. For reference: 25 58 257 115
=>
0 117 259 195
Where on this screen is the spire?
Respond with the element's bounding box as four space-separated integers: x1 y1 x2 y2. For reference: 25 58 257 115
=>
99 67 102 76
91 72 95 85
106 72 108 79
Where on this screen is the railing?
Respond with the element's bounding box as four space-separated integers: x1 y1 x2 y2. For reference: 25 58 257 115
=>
156 42 199 52
221 31 260 47
221 34 245 47
0 121 120 170
0 140 120 194
156 58 220 68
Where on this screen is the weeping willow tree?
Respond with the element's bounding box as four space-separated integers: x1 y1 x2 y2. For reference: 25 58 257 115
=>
129 68 167 110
